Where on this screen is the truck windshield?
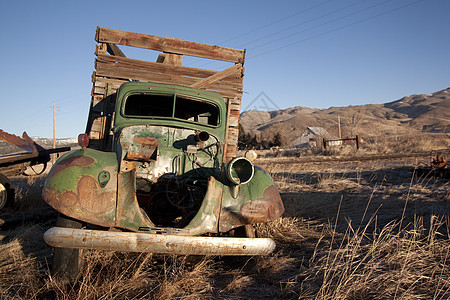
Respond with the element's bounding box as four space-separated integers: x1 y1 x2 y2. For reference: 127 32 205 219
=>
123 94 220 126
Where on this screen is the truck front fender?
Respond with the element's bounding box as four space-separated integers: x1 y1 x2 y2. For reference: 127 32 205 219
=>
42 148 118 227
219 165 284 232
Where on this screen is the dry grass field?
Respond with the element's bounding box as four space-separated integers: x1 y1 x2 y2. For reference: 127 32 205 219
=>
1 141 449 299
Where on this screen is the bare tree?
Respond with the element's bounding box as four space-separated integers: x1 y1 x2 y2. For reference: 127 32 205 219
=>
342 108 364 137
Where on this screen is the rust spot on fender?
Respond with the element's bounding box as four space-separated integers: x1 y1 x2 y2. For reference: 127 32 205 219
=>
219 185 284 232
48 155 95 178
77 176 116 215
261 185 285 219
43 175 116 227
42 186 77 211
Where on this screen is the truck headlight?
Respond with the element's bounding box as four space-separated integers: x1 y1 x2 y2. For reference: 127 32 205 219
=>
226 157 254 185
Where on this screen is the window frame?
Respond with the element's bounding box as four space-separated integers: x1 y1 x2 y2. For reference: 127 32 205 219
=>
121 92 221 128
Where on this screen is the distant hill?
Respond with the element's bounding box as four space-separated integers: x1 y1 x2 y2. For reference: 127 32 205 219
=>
240 88 450 146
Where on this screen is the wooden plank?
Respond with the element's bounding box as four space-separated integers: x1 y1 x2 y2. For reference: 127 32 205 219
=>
93 85 106 95
226 147 237 157
226 133 239 145
228 98 241 106
89 130 101 140
229 103 241 111
227 115 239 127
94 81 107 88
95 61 243 90
95 62 243 95
162 52 183 66
96 54 243 83
106 43 125 57
90 117 106 134
95 43 107 56
227 127 239 137
94 77 128 90
96 27 245 63
190 64 243 89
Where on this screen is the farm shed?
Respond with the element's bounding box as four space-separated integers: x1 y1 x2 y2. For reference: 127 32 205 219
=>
292 127 340 148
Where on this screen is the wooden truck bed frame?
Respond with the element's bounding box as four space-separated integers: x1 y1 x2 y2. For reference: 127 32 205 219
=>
86 27 245 162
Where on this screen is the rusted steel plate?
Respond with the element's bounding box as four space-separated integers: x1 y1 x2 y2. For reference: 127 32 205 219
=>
0 130 37 153
44 227 276 256
125 137 159 162
115 169 154 230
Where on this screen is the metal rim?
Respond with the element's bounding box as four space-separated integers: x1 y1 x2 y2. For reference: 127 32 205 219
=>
0 183 7 210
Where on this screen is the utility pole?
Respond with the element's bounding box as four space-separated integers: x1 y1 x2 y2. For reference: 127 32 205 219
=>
53 102 56 149
338 115 342 139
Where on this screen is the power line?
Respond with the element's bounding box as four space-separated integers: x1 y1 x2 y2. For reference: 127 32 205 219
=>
236 0 374 49
246 0 394 51
218 0 334 45
192 0 385 69
189 0 336 69
248 0 425 60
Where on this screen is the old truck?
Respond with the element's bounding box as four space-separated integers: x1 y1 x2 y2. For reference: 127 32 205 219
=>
42 27 284 279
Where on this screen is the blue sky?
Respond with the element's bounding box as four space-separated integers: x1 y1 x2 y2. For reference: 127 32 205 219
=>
1 0 449 138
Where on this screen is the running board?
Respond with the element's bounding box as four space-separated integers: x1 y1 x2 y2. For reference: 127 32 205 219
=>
44 227 276 256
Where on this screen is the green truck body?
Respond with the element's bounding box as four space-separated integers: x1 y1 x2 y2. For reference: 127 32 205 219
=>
42 28 283 261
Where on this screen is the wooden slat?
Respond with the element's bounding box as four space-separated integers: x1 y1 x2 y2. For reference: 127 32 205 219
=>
89 130 101 140
226 147 237 158
94 77 129 90
224 96 241 161
227 116 239 127
229 103 241 111
96 54 243 83
226 129 239 145
95 63 243 97
96 27 245 63
90 117 106 134
162 52 183 65
95 61 243 90
228 98 241 106
106 43 125 57
95 43 107 56
190 64 243 89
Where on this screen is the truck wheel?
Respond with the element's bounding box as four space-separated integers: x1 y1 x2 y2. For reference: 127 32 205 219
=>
52 214 85 283
0 174 13 210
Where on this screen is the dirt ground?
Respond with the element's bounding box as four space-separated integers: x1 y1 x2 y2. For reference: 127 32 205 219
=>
0 156 449 299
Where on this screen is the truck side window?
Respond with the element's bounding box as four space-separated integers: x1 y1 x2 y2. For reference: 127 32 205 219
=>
174 97 219 126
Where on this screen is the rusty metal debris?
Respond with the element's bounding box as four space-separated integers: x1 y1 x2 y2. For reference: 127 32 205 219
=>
431 151 448 169
0 129 71 210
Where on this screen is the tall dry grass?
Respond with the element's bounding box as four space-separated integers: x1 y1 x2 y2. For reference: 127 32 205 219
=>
1 155 449 299
0 216 449 299
296 216 450 299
